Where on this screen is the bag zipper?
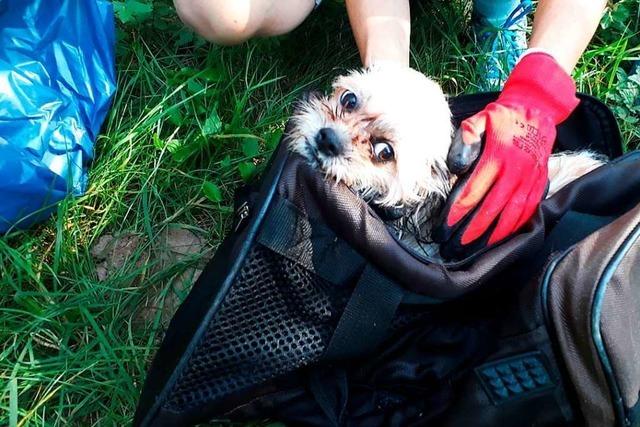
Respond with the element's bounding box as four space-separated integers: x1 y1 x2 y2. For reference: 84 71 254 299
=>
591 221 640 427
234 201 250 232
540 247 574 331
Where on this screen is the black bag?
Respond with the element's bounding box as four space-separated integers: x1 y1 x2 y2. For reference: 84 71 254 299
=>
134 93 640 427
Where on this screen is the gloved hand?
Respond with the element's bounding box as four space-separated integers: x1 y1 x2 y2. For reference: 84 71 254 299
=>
435 52 579 253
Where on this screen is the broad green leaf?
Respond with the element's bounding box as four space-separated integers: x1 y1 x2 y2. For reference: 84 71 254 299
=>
113 0 153 24
242 139 260 158
165 139 183 154
203 109 222 135
266 130 283 151
238 162 257 182
202 181 222 202
171 142 199 163
152 133 163 150
176 29 194 47
220 154 232 170
168 67 198 86
201 67 224 82
167 107 183 126
187 79 205 94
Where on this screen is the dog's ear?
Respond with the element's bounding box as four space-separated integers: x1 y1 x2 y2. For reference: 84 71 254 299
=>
300 90 321 102
292 89 322 113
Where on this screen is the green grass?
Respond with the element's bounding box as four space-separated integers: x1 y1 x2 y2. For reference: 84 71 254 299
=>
1 0 639 425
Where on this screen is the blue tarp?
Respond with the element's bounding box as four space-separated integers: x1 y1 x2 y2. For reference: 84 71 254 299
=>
0 0 116 232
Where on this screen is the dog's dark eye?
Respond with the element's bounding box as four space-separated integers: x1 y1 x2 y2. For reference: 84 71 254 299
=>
340 90 358 111
372 140 394 162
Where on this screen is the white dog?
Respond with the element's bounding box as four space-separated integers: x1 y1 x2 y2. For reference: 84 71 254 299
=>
287 64 604 256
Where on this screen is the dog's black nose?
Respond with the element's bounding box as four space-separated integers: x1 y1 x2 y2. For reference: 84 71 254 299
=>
315 127 343 157
448 155 469 175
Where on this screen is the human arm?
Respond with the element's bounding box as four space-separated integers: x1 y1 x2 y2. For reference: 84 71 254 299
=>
528 0 607 73
345 0 411 67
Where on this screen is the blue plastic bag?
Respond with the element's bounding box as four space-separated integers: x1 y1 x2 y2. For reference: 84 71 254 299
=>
0 0 116 232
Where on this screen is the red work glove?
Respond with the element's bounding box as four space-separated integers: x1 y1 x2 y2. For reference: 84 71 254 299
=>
442 52 579 248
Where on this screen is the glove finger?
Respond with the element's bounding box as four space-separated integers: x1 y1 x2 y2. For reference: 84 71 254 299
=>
460 169 522 245
513 172 548 232
487 172 539 245
434 173 499 260
432 172 472 243
446 158 500 227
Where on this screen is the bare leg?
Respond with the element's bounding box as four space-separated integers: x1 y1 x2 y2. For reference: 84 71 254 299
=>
174 0 316 45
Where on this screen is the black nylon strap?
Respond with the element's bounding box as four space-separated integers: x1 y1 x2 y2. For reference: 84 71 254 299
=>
258 196 365 286
323 264 405 361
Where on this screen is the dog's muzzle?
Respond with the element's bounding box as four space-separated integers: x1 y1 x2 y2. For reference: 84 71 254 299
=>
315 127 344 157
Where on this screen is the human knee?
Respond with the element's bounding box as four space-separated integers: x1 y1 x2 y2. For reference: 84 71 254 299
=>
174 0 261 45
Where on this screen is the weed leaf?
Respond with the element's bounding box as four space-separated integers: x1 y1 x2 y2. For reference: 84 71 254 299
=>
242 139 260 158
221 154 232 170
113 0 153 24
152 133 163 150
202 181 223 202
171 142 200 163
201 68 224 82
187 79 205 95
266 130 283 151
238 162 257 182
203 110 222 136
167 107 183 126
176 29 194 47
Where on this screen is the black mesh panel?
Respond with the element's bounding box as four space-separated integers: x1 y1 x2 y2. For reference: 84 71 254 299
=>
165 244 351 412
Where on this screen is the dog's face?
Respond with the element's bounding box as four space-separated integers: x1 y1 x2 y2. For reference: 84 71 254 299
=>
288 64 453 208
